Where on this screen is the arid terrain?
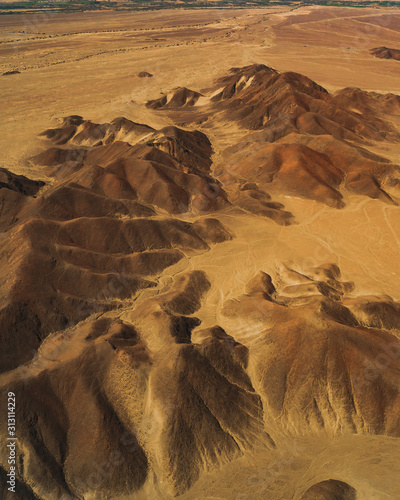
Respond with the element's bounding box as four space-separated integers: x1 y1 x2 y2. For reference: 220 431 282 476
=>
1 5 400 500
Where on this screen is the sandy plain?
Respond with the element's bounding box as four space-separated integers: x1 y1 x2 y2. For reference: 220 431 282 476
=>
1 5 400 500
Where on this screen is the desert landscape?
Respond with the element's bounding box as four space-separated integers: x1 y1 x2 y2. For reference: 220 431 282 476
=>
1 4 400 500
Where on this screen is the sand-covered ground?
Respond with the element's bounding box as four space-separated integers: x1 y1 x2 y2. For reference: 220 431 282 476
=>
1 6 400 500
3 2 400 315
1 5 400 173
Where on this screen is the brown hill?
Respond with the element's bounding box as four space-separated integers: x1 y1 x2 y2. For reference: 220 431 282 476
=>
34 118 229 214
209 65 400 141
39 115 155 147
371 46 400 61
227 182 295 225
2 64 400 500
223 142 345 208
138 71 153 78
0 216 232 373
146 87 203 109
0 270 270 498
222 264 400 436
0 114 237 372
0 168 45 231
172 64 400 143
1 264 399 498
144 64 400 208
221 132 399 207
33 113 295 224
333 87 400 116
0 168 44 196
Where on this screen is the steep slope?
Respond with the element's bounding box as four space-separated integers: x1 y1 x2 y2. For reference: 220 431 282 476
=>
0 271 270 498
146 87 203 109
1 63 400 500
1 265 400 498
371 46 400 61
33 118 227 214
301 480 357 500
221 264 400 436
0 216 232 373
145 64 400 208
220 132 399 207
0 169 45 231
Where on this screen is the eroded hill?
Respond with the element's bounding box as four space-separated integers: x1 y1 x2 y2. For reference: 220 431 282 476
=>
0 64 400 500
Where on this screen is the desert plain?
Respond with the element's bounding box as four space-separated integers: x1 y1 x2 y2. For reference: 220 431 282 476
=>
1 4 400 500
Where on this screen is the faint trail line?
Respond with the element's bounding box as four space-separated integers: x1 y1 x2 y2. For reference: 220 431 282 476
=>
383 205 400 250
